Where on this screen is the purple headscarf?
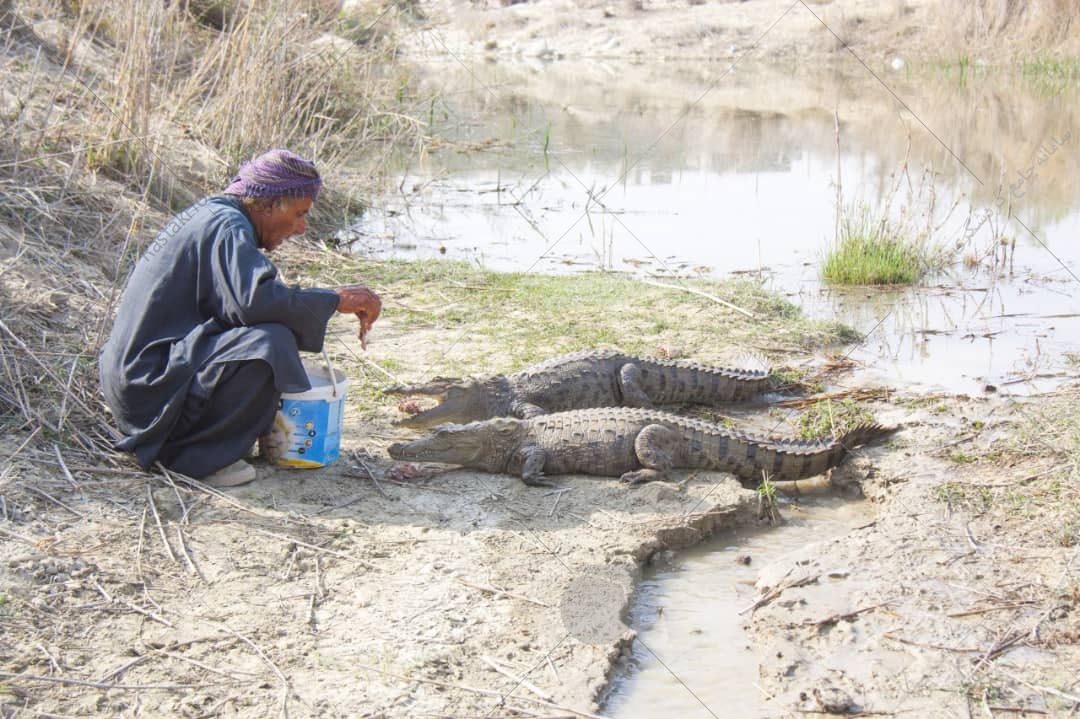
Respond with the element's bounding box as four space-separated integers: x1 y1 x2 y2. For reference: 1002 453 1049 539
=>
223 149 322 200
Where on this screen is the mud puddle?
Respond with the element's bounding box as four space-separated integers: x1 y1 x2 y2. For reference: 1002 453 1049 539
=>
351 60 1080 396
601 494 876 716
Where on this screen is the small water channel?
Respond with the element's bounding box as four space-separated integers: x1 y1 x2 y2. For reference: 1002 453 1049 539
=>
354 53 1079 713
602 495 875 717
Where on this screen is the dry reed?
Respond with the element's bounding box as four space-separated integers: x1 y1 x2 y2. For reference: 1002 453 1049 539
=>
944 0 1078 49
0 0 426 455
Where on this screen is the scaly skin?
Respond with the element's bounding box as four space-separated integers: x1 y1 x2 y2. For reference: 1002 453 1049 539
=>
387 349 772 428
387 407 896 486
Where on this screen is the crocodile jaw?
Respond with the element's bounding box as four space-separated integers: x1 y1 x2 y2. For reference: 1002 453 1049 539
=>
388 418 526 471
392 377 502 428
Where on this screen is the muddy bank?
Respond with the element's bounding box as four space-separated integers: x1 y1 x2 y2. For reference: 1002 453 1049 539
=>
744 390 1080 717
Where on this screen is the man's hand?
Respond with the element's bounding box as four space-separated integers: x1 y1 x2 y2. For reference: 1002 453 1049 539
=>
336 285 382 350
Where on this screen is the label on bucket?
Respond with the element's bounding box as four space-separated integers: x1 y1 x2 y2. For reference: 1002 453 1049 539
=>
273 367 346 468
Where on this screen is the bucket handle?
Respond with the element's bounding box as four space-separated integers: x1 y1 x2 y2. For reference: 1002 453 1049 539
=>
322 348 339 399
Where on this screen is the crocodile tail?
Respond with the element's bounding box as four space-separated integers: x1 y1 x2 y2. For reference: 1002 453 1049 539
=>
836 422 898 449
732 350 772 375
756 422 898 481
644 358 773 404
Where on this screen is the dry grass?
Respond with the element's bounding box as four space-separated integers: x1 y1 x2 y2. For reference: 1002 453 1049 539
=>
0 9 433 712
944 0 1079 51
24 0 428 212
0 0 427 452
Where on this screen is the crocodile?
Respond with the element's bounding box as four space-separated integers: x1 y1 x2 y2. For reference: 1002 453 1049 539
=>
387 407 896 486
386 349 772 428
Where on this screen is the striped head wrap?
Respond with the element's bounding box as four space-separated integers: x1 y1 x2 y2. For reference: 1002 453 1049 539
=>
223 149 322 200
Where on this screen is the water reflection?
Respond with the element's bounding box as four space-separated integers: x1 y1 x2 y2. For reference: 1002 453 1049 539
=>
352 60 1080 394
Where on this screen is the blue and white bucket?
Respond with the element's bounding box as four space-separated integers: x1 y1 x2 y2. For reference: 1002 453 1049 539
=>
274 353 348 468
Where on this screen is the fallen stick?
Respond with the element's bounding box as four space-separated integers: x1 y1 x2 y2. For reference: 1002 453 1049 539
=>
175 525 207 583
881 632 980 653
789 601 892 628
20 484 84 518
219 623 294 719
0 670 221 691
996 669 1080 705
251 528 377 570
986 706 1047 715
772 387 893 409
640 279 755 318
739 573 819 615
946 601 1036 619
145 483 177 564
353 664 606 719
351 449 390 498
457 577 552 608
120 599 173 628
52 443 80 489
482 655 553 702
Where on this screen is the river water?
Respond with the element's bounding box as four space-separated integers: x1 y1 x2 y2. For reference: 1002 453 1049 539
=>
353 59 1080 397
353 55 1080 715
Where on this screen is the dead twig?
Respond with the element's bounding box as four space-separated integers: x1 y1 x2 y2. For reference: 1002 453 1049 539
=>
790 601 893 628
773 387 893 409
251 528 377 570
219 623 294 719
640 279 755 318
545 487 572 517
986 707 1047 715
145 483 177 563
740 572 820 615
456 577 552 608
482 655 553 702
0 670 219 690
119 599 173 628
52 443 80 489
175 525 207 582
947 601 1037 619
996 669 1080 706
881 632 981 653
353 664 606 719
351 449 390 498
20 484 84 518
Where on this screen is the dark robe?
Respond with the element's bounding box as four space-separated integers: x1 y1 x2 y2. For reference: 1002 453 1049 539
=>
99 195 340 477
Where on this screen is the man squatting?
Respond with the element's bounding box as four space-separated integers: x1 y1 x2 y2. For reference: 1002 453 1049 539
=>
99 149 382 488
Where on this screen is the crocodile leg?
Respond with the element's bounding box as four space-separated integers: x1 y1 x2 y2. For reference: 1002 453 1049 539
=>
520 445 555 487
513 401 549 419
620 424 680 484
617 363 653 407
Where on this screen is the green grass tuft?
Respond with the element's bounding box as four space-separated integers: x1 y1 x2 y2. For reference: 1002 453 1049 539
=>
794 398 875 440
822 207 925 286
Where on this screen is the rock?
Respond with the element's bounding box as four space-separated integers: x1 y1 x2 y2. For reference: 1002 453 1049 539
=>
812 686 859 714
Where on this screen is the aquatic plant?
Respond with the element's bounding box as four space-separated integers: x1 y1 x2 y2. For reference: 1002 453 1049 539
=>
821 203 925 285
824 126 961 287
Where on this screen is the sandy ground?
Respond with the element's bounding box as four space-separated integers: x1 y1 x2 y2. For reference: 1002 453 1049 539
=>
406 0 935 66
4 301 1078 717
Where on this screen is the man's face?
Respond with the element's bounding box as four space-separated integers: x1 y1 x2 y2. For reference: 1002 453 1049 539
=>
253 197 313 251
